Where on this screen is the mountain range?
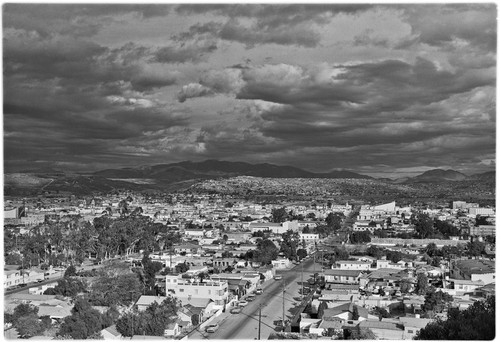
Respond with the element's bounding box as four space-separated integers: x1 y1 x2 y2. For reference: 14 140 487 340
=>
4 160 495 196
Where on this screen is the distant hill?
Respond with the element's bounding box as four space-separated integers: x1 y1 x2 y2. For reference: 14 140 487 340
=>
468 170 495 181
94 160 373 181
407 169 467 182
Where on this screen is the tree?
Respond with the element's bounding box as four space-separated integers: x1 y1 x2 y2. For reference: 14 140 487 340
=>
253 239 279 265
16 314 45 338
89 272 143 307
367 245 384 259
175 262 190 273
416 296 495 340
297 249 307 260
414 213 434 238
50 277 87 298
350 231 371 244
415 273 429 295
306 212 316 220
280 230 300 261
423 288 454 313
467 241 485 257
58 298 103 339
399 279 412 294
64 265 77 278
325 213 342 231
271 207 288 223
10 303 39 324
424 243 438 257
142 254 163 292
116 298 178 337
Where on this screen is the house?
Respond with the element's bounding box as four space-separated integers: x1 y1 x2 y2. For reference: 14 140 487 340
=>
358 320 404 340
450 279 485 292
173 243 201 255
314 318 344 338
4 268 24 289
335 260 372 271
213 258 237 269
178 297 217 321
101 324 123 340
272 257 293 269
450 259 495 285
299 233 320 244
473 283 495 298
320 303 369 321
164 321 181 337
135 295 170 311
323 269 363 284
37 301 73 321
399 316 433 339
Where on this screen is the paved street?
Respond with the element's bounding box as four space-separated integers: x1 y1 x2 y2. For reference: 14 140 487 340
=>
189 257 318 340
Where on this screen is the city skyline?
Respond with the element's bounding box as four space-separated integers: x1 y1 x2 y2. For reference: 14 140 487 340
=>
3 3 496 178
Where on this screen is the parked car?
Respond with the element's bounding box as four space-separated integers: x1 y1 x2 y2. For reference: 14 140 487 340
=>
247 294 256 301
255 288 263 294
230 307 242 314
238 300 249 307
206 324 219 333
274 275 283 280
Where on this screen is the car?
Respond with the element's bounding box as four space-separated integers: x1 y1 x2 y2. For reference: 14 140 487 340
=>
246 294 256 301
205 324 219 333
274 275 283 280
19 284 27 288
255 288 263 295
37 279 43 283
238 300 249 307
230 307 242 314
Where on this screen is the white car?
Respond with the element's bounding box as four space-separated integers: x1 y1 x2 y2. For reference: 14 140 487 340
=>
238 300 249 307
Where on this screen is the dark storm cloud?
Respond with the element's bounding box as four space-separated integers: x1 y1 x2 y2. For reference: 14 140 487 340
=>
3 4 172 38
400 4 496 52
153 40 218 63
175 4 372 23
174 4 369 48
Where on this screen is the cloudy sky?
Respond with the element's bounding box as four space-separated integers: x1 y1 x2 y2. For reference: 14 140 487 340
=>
3 3 496 178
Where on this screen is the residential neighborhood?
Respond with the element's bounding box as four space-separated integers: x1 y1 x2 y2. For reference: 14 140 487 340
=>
3 192 496 339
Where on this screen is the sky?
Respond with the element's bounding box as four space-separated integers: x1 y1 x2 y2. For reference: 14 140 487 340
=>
3 3 497 178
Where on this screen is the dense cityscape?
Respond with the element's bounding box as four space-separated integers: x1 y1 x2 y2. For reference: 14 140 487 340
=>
3 3 496 341
3 176 496 339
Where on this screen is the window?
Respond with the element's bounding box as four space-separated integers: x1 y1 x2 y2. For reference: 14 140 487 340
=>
408 330 414 334
208 290 211 295
179 289 184 292
195 289 199 295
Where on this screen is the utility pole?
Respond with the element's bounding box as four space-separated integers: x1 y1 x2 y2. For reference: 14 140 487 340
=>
301 262 304 301
258 305 262 340
282 278 285 331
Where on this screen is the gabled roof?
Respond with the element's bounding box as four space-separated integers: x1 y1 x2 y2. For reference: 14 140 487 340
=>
323 303 368 318
102 324 121 337
323 269 363 277
398 316 432 329
135 295 168 307
359 319 403 331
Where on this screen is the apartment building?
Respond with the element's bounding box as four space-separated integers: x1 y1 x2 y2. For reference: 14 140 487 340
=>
164 274 229 308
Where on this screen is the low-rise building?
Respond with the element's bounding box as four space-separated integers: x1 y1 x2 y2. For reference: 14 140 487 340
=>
164 275 229 308
450 259 495 285
323 269 363 285
335 260 372 271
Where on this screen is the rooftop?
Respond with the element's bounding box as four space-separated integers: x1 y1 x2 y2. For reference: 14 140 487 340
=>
455 259 495 275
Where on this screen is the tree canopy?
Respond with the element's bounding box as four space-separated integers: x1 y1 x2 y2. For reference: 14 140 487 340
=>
415 296 495 340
